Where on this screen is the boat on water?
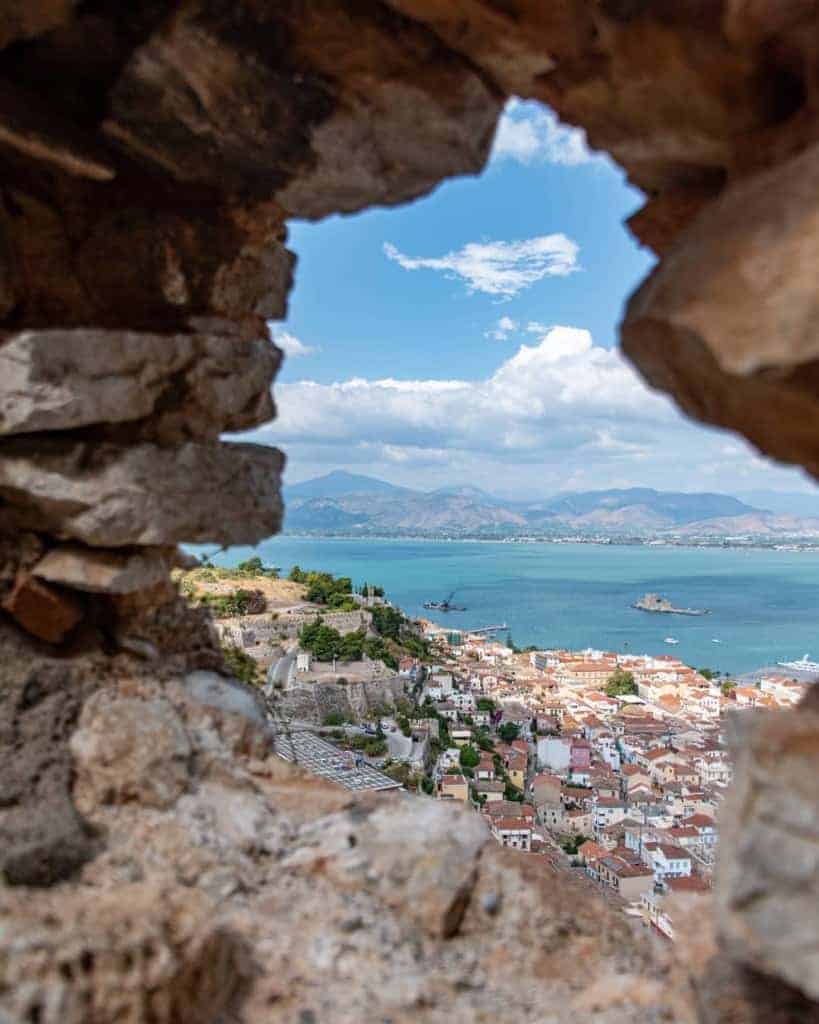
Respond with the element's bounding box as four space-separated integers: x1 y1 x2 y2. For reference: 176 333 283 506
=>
711 638 723 644
422 590 466 613
777 654 819 674
664 637 680 645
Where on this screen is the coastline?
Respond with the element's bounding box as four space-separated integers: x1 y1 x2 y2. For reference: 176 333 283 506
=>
274 532 819 553
197 538 819 675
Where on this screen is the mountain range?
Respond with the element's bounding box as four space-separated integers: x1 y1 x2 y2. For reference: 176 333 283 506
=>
282 471 819 541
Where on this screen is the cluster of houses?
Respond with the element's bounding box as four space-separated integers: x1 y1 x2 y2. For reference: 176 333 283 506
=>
416 624 809 939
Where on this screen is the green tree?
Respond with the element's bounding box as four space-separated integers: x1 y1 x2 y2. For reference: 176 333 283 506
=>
697 667 715 681
504 782 523 801
236 555 276 576
363 637 398 670
323 711 346 727
338 629 365 661
475 730 495 752
397 715 412 737
289 565 307 583
561 833 590 855
721 678 737 696
606 666 637 697
459 744 480 769
498 721 520 743
371 605 403 641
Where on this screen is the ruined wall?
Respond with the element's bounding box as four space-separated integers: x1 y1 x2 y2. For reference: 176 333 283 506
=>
2 1 819 1021
275 674 407 723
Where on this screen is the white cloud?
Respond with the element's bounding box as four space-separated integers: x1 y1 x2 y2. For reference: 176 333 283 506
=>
486 315 519 341
491 100 600 167
261 326 674 461
269 327 316 358
383 234 579 298
254 323 812 495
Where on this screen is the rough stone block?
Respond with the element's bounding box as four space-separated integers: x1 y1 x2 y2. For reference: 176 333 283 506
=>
103 1 502 218
717 708 819 1000
624 142 819 378
32 544 174 594
0 438 285 547
1 571 82 643
71 692 192 812
0 328 280 440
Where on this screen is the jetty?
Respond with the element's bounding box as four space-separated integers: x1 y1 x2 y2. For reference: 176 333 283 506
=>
632 593 708 616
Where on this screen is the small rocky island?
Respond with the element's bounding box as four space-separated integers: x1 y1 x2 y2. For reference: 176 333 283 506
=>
633 593 709 616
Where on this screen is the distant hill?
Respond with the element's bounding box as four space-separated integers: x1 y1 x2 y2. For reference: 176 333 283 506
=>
531 488 760 527
428 484 507 506
283 498 368 531
735 490 819 517
281 472 819 540
284 470 412 500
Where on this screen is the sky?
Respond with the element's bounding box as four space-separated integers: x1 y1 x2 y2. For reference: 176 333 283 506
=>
250 100 814 500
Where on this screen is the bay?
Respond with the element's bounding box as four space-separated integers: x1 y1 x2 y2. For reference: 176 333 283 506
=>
202 538 819 675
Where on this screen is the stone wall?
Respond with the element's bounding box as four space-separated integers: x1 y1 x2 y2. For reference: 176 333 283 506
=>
274 674 407 724
2 2 819 1021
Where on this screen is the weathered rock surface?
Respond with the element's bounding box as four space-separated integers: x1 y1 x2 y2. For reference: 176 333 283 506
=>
71 692 193 811
104 0 502 219
0 78 115 181
274 675 406 725
0 672 677 1024
621 142 819 478
717 708 819 1000
0 439 284 546
0 883 251 1024
1 571 83 642
33 544 174 594
0 0 76 50
0 625 101 885
182 669 270 733
0 328 279 440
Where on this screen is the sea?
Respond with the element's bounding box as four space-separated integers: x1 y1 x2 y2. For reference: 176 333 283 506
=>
200 538 819 676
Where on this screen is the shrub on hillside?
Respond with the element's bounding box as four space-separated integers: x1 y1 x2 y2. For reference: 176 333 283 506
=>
222 644 260 686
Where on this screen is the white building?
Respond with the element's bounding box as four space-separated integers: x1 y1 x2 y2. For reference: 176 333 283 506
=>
536 736 570 772
652 844 692 884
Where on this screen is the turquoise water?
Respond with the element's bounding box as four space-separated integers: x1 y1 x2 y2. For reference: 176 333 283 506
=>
204 539 819 674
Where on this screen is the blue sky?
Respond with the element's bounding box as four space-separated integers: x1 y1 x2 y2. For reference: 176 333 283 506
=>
253 101 813 499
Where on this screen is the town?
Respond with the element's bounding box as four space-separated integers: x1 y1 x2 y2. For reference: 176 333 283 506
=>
183 560 810 944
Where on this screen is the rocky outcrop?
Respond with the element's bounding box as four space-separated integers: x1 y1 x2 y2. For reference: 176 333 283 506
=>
0 671 677 1024
717 708 819 1001
0 883 253 1024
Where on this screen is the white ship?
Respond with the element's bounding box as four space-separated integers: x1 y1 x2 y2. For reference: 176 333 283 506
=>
664 637 679 645
777 654 819 674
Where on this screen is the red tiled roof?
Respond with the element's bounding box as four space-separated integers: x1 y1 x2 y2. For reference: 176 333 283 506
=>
493 818 533 832
666 876 710 893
